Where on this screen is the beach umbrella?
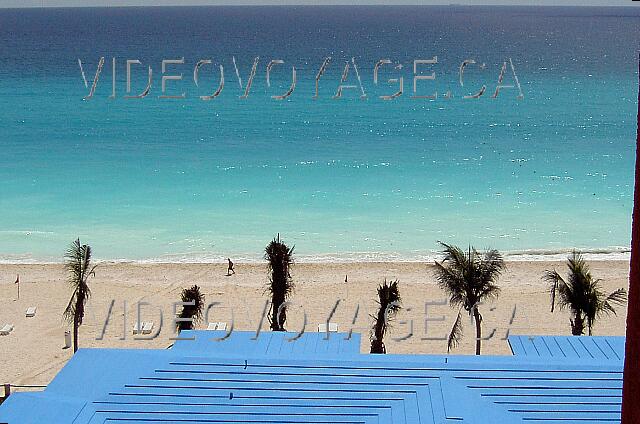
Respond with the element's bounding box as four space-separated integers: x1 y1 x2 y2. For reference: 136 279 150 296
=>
621 54 640 424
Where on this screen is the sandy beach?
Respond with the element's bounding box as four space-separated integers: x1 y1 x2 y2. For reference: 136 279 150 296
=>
0 260 630 388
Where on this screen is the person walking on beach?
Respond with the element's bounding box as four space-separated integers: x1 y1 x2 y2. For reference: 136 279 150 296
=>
227 258 235 276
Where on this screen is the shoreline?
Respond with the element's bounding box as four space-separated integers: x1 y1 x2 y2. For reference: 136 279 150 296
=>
0 248 631 265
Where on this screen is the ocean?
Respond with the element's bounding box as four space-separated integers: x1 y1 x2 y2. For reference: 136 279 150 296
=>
0 5 638 262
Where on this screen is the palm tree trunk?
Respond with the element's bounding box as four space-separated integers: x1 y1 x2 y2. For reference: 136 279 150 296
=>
370 339 385 354
572 314 585 336
473 307 482 355
371 308 387 354
270 304 279 331
73 315 79 353
73 290 84 353
271 294 285 331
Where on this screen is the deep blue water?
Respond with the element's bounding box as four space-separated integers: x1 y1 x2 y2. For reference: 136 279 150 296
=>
0 6 639 262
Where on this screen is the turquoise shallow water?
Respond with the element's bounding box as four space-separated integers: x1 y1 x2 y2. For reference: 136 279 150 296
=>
0 6 639 262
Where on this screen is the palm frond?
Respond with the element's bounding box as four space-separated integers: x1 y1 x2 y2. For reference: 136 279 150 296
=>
433 260 466 306
264 234 295 295
63 238 96 352
601 288 628 316
438 241 469 271
177 285 206 331
478 283 501 303
447 308 464 353
64 239 95 321
435 242 503 354
373 279 402 329
543 269 564 312
371 279 402 353
435 243 503 307
63 286 79 324
478 249 506 287
265 234 295 331
377 279 402 312
545 251 627 335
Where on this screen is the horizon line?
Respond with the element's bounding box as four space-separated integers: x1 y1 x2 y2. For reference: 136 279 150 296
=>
1 3 639 9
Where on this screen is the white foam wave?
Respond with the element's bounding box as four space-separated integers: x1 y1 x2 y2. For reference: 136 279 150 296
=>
0 247 630 265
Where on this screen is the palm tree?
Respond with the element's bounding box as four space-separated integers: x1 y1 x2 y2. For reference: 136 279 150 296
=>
544 251 627 336
63 239 97 353
264 234 294 331
370 279 401 354
434 242 504 355
176 285 205 332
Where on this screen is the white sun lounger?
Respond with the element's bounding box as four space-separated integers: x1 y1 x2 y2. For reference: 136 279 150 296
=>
207 322 227 331
318 323 339 333
142 321 154 335
25 307 37 318
0 324 14 335
132 322 144 335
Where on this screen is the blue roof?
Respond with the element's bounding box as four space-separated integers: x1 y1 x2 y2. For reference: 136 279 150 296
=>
0 331 625 424
171 329 362 357
508 334 626 360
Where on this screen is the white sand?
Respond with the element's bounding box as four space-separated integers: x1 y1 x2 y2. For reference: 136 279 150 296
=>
0 260 630 388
